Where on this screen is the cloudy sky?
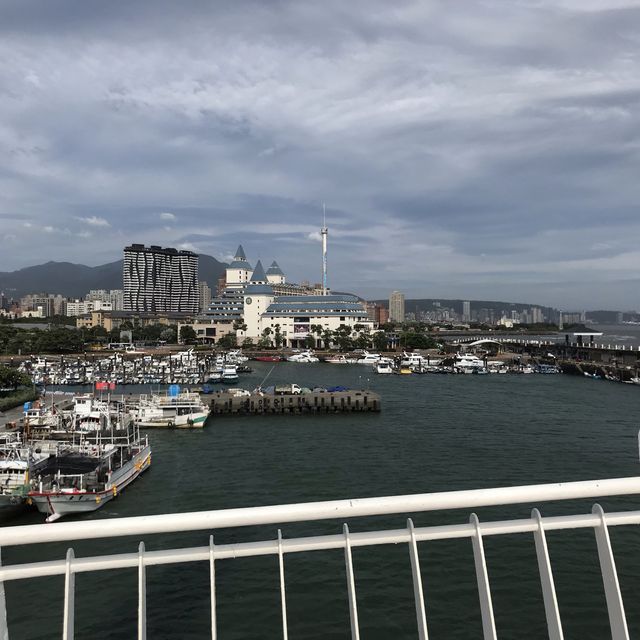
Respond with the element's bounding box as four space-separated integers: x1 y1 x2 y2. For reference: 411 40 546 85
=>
1 0 639 309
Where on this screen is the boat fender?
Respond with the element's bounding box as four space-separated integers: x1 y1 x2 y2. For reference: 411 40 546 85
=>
274 399 279 407
168 420 175 428
258 398 263 407
112 486 117 497
187 418 194 427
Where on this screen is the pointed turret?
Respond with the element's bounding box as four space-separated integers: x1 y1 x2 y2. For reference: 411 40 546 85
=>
226 242 253 287
266 261 284 276
266 260 286 285
250 260 268 283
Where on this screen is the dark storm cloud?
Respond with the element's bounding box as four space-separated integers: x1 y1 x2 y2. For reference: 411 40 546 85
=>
1 0 640 308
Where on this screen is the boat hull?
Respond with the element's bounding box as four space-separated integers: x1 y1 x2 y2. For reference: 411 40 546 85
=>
139 411 208 428
29 445 152 522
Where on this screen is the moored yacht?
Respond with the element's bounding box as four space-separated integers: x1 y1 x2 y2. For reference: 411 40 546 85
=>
221 365 239 383
355 351 381 365
286 350 319 363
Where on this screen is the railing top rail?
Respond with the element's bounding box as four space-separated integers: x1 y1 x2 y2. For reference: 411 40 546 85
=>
2 476 640 547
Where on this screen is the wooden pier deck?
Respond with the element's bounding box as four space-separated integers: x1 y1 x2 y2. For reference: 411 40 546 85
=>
208 390 381 416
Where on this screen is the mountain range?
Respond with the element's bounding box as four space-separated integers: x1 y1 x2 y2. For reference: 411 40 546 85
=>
0 255 227 299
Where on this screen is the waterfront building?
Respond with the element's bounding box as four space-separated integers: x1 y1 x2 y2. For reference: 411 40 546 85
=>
123 244 198 314
389 291 405 323
202 244 373 346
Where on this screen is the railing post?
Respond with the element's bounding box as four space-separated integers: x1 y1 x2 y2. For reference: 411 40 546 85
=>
407 519 429 640
62 548 75 640
138 542 146 640
343 524 360 640
531 509 563 640
209 536 217 640
0 548 8 640
592 505 629 640
277 530 288 640
469 514 497 640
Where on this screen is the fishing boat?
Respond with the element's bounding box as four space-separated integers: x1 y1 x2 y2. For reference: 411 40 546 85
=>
133 391 209 428
0 435 50 519
28 426 151 523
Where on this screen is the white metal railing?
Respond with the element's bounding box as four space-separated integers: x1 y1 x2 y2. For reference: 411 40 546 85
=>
1 476 640 639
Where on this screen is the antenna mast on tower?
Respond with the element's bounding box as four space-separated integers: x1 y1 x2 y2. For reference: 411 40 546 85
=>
321 203 328 295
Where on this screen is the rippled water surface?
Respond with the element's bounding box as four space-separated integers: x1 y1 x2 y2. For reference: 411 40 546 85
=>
4 363 640 639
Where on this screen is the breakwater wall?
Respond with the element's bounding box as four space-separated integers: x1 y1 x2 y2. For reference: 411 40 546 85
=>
208 390 381 416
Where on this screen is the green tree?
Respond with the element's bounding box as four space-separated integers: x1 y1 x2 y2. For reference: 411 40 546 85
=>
242 337 255 348
180 325 198 344
321 329 334 350
274 324 283 349
159 327 177 343
233 319 247 333
333 326 353 352
372 331 388 352
257 327 273 349
303 335 315 349
217 333 238 349
354 333 371 350
0 365 32 389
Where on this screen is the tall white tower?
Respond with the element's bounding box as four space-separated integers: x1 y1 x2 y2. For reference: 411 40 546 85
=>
321 204 328 295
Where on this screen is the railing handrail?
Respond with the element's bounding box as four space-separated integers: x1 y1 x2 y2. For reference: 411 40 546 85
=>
2 506 639 584
3 475 640 547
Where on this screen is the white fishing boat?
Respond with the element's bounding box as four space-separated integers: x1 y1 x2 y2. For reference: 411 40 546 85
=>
28 427 151 523
133 391 209 428
0 435 50 519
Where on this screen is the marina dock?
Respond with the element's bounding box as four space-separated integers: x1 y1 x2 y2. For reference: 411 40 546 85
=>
208 389 381 416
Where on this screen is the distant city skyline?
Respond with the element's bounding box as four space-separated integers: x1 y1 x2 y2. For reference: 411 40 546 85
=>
1 2 640 308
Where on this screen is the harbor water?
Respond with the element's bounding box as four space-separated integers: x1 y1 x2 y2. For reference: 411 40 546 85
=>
4 362 640 639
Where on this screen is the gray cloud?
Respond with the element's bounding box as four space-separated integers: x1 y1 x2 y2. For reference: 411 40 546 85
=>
1 0 640 308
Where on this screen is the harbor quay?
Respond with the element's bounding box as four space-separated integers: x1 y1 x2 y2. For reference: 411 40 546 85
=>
208 388 381 416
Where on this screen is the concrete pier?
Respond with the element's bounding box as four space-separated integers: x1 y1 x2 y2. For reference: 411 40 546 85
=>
208 390 381 416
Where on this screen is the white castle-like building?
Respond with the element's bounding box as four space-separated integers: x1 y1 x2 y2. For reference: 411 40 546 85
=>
195 245 374 347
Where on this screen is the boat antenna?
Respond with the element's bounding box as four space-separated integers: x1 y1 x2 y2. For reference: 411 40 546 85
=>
258 365 276 389
321 202 328 296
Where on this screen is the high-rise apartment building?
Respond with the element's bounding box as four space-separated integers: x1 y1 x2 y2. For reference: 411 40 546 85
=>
462 300 471 322
198 281 212 313
389 291 405 323
123 244 198 313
